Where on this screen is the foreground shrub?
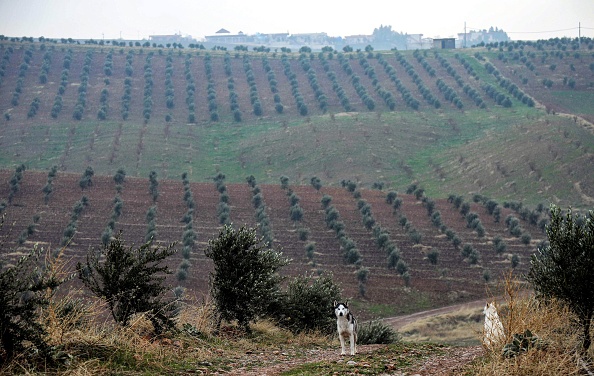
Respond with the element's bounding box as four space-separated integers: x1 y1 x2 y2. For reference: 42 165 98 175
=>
0 239 67 361
274 273 341 334
357 320 401 345
77 232 178 334
205 225 289 333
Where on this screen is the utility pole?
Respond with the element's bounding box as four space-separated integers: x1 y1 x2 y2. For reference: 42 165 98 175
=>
578 22 581 49
464 22 467 48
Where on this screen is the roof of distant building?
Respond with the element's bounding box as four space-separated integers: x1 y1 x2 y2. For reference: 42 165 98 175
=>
216 28 230 34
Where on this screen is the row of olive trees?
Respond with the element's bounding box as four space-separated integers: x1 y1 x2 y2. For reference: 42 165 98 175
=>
72 50 93 120
246 175 274 245
214 172 230 224
204 53 220 121
42 165 58 204
10 47 33 107
358 52 396 110
121 50 134 120
280 54 308 116
336 53 376 110
164 51 174 113
184 53 197 123
298 53 328 112
38 49 51 85
280 176 316 262
320 193 371 296
223 53 242 122
175 172 197 297
60 195 89 246
318 53 353 111
376 54 420 110
0 46 13 90
394 52 441 108
243 54 264 116
261 56 284 113
413 49 436 77
7 163 26 203
436 78 464 109
142 52 154 122
49 49 73 118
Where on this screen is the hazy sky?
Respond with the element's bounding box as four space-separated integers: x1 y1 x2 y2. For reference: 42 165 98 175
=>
1 0 593 41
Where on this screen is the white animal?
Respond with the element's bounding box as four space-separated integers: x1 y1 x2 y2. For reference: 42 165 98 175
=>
334 300 358 355
483 301 505 348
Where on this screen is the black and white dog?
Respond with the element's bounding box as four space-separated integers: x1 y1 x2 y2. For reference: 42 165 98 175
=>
334 300 357 355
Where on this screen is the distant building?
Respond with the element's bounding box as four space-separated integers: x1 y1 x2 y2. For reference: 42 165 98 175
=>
433 38 456 49
289 32 329 45
457 27 510 47
205 29 252 44
343 34 373 46
149 33 194 47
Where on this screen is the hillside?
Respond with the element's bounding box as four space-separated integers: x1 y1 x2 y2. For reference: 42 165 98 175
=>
0 168 548 319
0 38 593 318
0 39 593 208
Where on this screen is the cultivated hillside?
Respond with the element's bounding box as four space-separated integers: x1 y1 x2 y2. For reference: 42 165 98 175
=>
0 169 547 318
0 37 593 316
1 40 594 207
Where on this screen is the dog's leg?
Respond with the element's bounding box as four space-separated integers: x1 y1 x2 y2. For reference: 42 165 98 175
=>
339 333 347 355
349 331 356 355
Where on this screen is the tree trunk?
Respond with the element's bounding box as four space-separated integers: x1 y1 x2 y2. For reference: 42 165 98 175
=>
582 311 592 355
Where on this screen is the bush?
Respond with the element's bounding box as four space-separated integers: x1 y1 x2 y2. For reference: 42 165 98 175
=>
527 206 594 353
357 320 401 344
77 232 178 334
0 241 66 360
274 273 340 334
204 225 289 333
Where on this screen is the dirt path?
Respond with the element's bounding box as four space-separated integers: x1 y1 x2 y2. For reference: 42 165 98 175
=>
381 298 489 330
216 301 491 375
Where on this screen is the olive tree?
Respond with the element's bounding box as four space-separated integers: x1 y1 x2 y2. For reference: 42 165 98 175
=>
527 205 594 354
77 233 178 334
204 225 289 333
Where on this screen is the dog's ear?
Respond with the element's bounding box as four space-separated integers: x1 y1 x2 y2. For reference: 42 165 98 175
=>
345 300 349 307
333 300 337 308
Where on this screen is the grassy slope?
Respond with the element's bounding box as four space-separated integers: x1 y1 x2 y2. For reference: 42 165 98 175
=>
3 105 592 208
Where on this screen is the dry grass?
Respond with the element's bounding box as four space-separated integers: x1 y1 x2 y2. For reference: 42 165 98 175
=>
399 306 484 346
0 286 332 375
470 270 590 375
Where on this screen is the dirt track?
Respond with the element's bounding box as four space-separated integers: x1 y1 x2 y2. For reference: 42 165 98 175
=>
382 299 489 329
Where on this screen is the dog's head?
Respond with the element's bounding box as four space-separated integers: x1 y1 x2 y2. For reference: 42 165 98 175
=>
334 300 349 318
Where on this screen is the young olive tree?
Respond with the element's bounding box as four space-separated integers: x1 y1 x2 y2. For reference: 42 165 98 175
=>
77 233 178 334
204 225 289 333
527 205 594 354
0 242 66 360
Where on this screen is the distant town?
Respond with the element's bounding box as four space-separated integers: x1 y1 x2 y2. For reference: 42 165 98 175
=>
1 25 511 52
151 25 510 51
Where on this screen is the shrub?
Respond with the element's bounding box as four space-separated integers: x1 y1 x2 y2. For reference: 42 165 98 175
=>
204 225 288 333
77 232 178 334
357 320 401 344
427 248 439 265
274 273 340 334
0 241 67 360
527 206 594 353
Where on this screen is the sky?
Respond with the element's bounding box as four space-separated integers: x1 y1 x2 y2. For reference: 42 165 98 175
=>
0 0 593 42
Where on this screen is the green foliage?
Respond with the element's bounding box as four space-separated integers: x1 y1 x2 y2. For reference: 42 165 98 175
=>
357 320 401 345
527 205 594 353
427 248 439 265
0 237 66 360
274 273 340 334
502 329 543 358
77 232 178 334
204 225 289 333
